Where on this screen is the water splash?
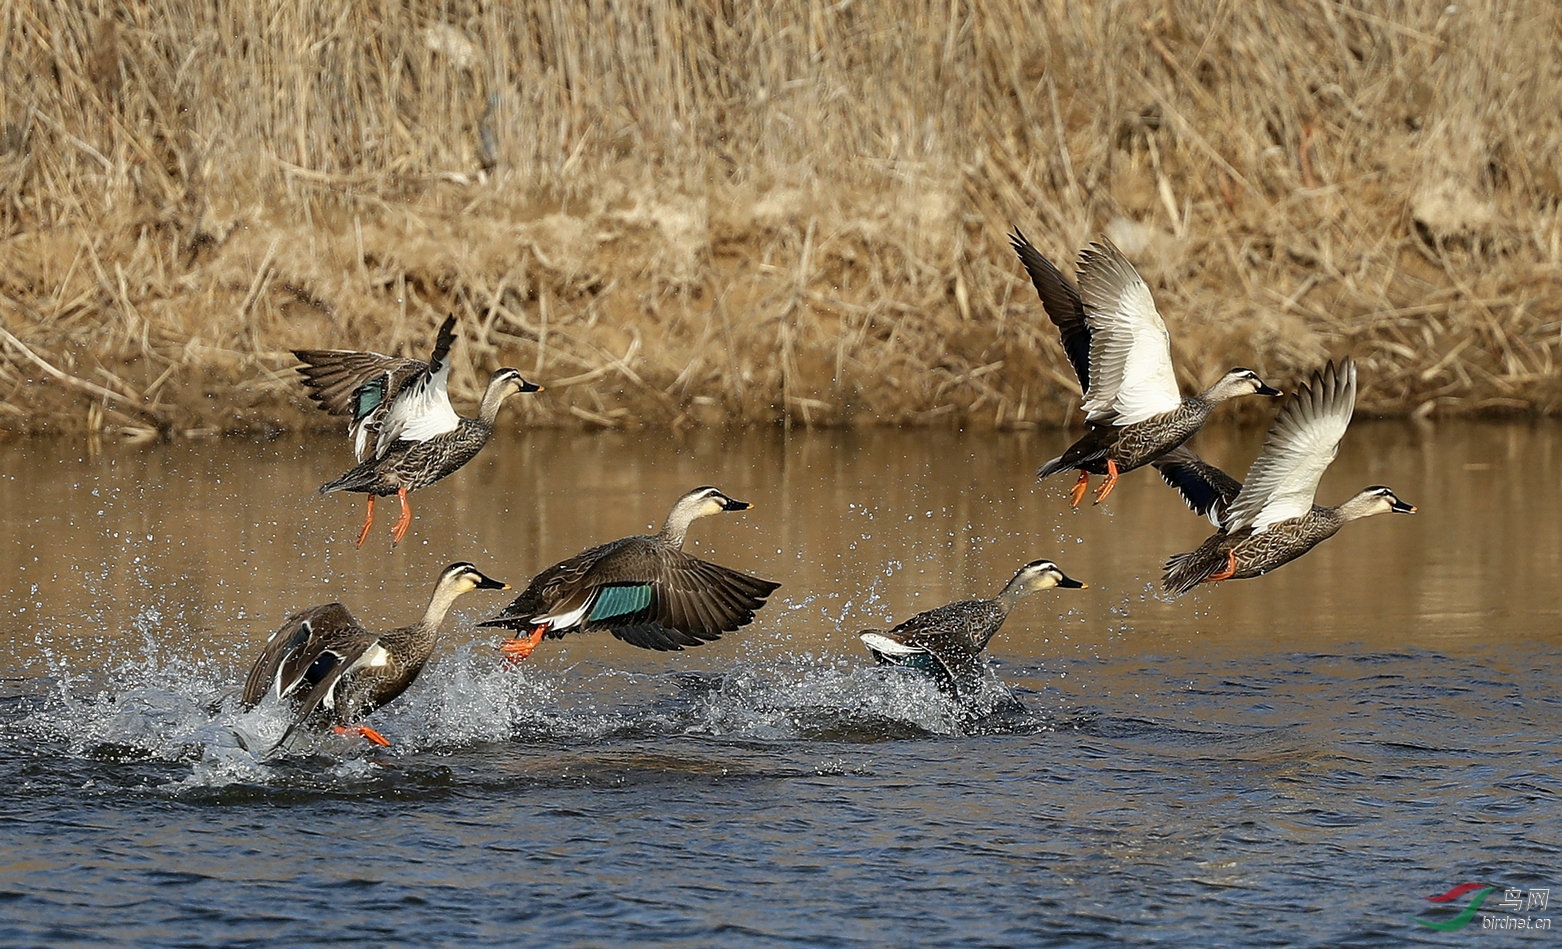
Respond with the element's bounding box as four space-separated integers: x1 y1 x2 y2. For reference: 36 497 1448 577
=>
3 625 1079 793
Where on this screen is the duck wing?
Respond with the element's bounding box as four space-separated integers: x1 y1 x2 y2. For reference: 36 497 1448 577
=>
241 602 364 707
477 538 629 633
587 549 777 652
860 629 983 697
1075 239 1181 426
1010 228 1091 393
293 351 425 417
859 606 991 700
371 314 461 456
1154 445 1244 527
293 315 460 461
293 352 429 461
480 538 779 650
873 600 1002 697
1225 360 1356 533
271 633 391 751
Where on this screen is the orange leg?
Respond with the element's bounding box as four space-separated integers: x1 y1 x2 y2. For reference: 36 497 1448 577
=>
390 486 412 545
1092 459 1120 505
354 495 376 547
334 724 392 747
499 624 548 663
1208 549 1238 583
1068 471 1091 508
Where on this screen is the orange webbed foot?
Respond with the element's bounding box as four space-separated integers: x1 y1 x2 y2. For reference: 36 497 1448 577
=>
354 496 376 548
390 486 412 545
334 724 392 747
1208 550 1238 583
499 625 548 664
1092 459 1120 505
1068 472 1090 508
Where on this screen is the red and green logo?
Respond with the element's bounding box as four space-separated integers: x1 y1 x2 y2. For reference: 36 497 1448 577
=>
1412 883 1496 931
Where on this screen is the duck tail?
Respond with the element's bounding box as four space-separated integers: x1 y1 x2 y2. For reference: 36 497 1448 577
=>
859 631 919 664
1035 454 1071 481
318 460 376 495
1161 550 1212 598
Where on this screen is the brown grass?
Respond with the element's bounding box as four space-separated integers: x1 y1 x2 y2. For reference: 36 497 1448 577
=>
2 0 1560 435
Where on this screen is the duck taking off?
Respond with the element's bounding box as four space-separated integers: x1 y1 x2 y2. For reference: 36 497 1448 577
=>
294 314 542 545
241 562 509 751
480 486 780 659
1160 359 1416 597
859 559 1085 704
1010 231 1281 506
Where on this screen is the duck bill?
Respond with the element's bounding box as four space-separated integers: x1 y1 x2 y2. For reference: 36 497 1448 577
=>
1056 573 1087 589
721 498 752 512
519 380 544 393
475 573 511 590
1256 383 1284 397
1390 498 1417 514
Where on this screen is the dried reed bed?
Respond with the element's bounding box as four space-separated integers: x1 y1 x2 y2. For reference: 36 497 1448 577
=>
1 0 1559 435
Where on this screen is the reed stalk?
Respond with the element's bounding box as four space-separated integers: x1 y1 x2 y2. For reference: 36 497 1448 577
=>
1 1 1558 434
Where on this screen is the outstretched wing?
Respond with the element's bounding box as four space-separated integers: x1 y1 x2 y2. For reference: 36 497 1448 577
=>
1010 228 1091 394
1154 445 1245 528
271 635 388 751
241 602 363 707
637 552 779 641
1225 360 1357 533
293 350 425 418
293 315 461 461
1076 239 1181 426
293 351 427 460
478 540 779 651
372 314 461 456
476 539 625 633
571 551 779 650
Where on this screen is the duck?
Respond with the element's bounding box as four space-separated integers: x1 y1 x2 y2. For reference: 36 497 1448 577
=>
240 562 510 750
1160 359 1417 597
858 559 1085 703
294 314 543 545
480 486 780 659
1010 230 1282 506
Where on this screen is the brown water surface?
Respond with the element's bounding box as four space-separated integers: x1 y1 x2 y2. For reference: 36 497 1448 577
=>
0 421 1557 946
2 420 1554 670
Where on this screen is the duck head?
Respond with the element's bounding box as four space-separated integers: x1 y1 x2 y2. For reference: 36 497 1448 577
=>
1339 485 1417 520
661 486 754 545
1207 367 1283 401
479 368 543 421
490 367 544 397
422 562 510 628
680 485 752 516
439 562 511 593
1004 559 1087 597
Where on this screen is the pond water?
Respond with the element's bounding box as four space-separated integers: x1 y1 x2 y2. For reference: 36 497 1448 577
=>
1 421 1558 946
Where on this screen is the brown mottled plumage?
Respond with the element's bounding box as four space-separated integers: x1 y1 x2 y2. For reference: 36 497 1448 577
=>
1011 230 1281 505
1161 360 1416 597
481 487 780 657
294 315 541 545
858 559 1084 702
242 563 509 750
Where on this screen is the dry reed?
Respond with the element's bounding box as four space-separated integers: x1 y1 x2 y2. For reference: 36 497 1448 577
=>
1 0 1559 435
